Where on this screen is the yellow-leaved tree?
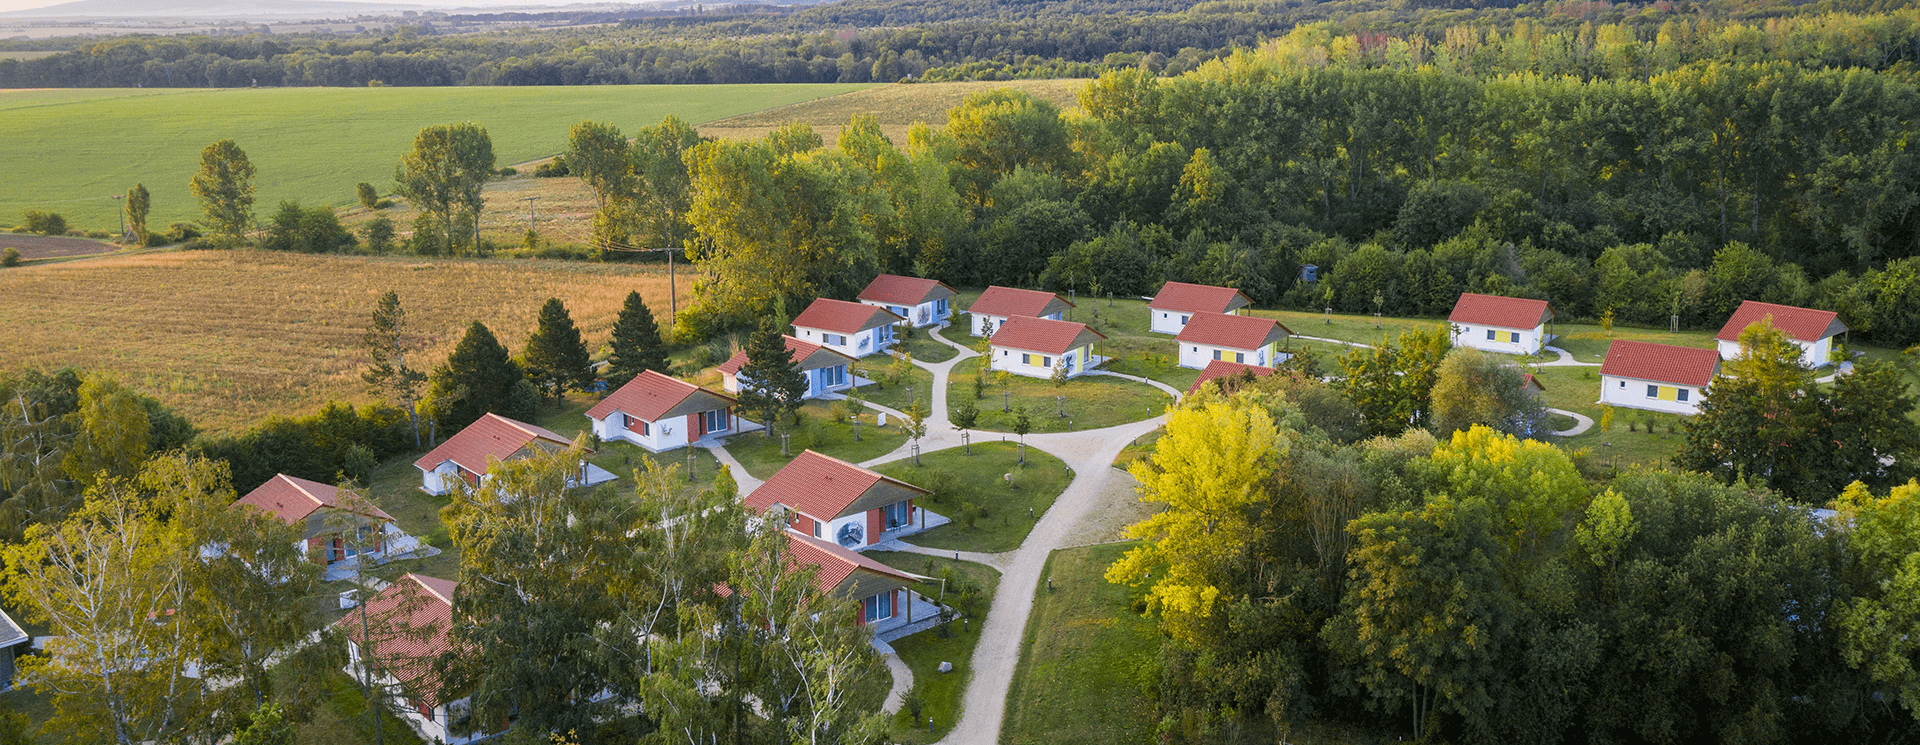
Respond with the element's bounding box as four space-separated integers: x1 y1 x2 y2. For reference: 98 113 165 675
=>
1834 478 1920 718
1106 392 1283 645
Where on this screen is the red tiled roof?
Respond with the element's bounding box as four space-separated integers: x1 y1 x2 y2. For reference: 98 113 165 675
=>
586 369 734 422
1448 293 1555 330
1601 340 1721 387
785 530 926 596
1149 282 1253 315
1175 312 1290 350
331 573 461 707
745 450 929 521
1522 373 1546 392
233 474 393 525
413 413 575 473
1187 360 1275 395
987 315 1107 356
792 298 903 335
717 336 854 376
966 286 1073 318
1714 300 1847 343
858 275 957 306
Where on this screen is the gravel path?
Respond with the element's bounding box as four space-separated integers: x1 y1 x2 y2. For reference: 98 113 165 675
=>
1546 408 1595 436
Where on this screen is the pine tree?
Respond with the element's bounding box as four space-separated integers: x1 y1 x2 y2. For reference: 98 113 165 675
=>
737 317 806 438
605 291 668 389
427 321 530 431
523 298 593 400
361 290 426 447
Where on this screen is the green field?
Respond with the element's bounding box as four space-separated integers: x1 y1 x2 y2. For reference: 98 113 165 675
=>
0 84 873 231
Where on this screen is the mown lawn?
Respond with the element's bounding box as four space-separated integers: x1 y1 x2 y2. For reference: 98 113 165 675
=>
1112 427 1165 471
863 552 1000 745
854 360 937 418
873 442 1069 553
947 358 1169 434
1003 542 1158 745
898 325 960 364
722 400 909 480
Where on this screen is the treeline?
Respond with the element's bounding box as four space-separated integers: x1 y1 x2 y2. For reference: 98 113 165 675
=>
1121 375 1920 743
7 0 1920 87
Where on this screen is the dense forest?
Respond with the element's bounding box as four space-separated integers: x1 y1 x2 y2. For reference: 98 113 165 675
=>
6 0 1920 87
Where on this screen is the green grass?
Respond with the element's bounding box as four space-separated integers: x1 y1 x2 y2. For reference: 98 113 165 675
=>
721 400 909 480
0 85 873 231
1003 542 1159 745
854 360 936 417
948 357 1170 433
898 326 959 364
863 552 999 745
873 442 1070 553
298 672 431 745
1112 427 1165 471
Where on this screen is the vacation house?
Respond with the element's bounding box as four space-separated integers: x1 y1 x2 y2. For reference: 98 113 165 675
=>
1148 282 1253 335
587 370 744 453
966 286 1073 336
858 274 958 328
334 574 497 744
791 298 904 359
233 473 422 568
1599 340 1721 415
1187 359 1275 396
986 315 1107 380
1175 312 1291 370
717 335 858 401
1714 300 1847 368
1448 293 1556 355
413 413 615 496
745 450 932 551
785 530 934 634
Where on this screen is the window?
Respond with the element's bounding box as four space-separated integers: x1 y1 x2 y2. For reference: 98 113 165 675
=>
1181 315 1190 325
1619 381 1626 388
1509 331 1521 343
1647 384 1659 398
823 365 845 386
824 333 843 346
1677 388 1690 402
936 298 948 315
864 592 893 623
1041 356 1052 367
1161 312 1168 318
1022 353 1033 366
704 410 729 432
1213 349 1223 361
1486 329 1496 341
813 518 822 538
1234 352 1245 363
623 414 650 436
884 501 910 528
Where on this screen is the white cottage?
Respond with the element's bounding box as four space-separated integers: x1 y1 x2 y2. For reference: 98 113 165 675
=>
587 370 741 453
1714 300 1847 368
858 274 958 328
746 449 931 551
233 474 420 568
717 335 857 401
1148 281 1254 335
965 286 1074 336
1175 312 1291 370
987 315 1107 380
792 298 904 359
334 574 501 744
1448 293 1556 355
413 414 614 496
1599 340 1721 415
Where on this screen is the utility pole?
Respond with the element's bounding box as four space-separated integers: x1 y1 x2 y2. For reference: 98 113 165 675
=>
112 194 126 244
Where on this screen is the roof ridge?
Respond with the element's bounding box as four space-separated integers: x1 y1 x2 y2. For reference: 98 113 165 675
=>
408 574 454 606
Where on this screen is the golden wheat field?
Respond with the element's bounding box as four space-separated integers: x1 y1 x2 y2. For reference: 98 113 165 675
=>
0 250 692 433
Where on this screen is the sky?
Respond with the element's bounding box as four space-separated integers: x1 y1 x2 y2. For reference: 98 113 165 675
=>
0 0 597 11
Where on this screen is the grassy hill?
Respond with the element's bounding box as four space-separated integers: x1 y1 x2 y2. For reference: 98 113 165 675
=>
0 84 873 232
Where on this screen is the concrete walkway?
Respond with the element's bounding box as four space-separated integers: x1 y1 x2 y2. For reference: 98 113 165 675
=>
700 441 764 494
1546 408 1595 437
1541 345 1602 366
1293 333 1375 349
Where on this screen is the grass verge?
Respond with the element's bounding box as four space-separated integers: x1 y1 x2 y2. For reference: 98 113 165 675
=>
899 327 960 364
721 400 909 480
873 441 1069 553
854 361 937 418
1003 542 1158 745
948 358 1169 434
863 552 1000 745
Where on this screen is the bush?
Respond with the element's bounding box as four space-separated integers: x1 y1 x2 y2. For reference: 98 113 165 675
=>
496 167 518 177
195 401 413 492
362 216 396 254
356 182 380 209
21 210 67 236
167 223 202 243
533 159 570 178
2 247 20 267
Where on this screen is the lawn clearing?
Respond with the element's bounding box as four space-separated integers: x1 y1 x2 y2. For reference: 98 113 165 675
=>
873 441 1069 553
721 400 909 480
853 359 936 417
0 84 874 231
862 552 1000 745
1003 542 1158 745
0 250 691 433
897 325 959 364
947 357 1169 433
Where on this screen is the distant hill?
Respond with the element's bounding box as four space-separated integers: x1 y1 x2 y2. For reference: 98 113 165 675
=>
0 0 430 18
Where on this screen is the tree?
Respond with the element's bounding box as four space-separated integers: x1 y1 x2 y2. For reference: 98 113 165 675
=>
903 402 927 465
262 201 353 253
522 297 594 401
190 139 256 243
19 210 65 236
1011 406 1032 464
440 441 624 742
356 182 380 209
0 369 82 539
426 321 534 432
954 399 979 454
124 183 150 245
1107 393 1282 645
1835 479 1920 720
1429 349 1549 438
565 120 633 209
629 114 703 256
231 702 295 745
361 290 427 448
1676 319 1833 501
737 317 806 439
60 375 150 491
393 123 494 256
1 248 18 268
1828 360 1920 489
361 216 395 254
605 290 669 389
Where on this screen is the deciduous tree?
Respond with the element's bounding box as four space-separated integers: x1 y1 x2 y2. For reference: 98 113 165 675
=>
60 375 150 491
190 139 256 242
124 183 150 245
1429 348 1548 439
393 123 494 256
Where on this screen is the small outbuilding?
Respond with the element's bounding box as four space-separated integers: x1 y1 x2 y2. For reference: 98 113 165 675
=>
792 298 904 359
857 274 958 328
1148 282 1253 335
588 370 743 453
1448 293 1556 355
717 335 857 401
1175 312 1291 370
966 286 1073 336
1599 340 1721 415
986 315 1107 380
1714 300 1847 368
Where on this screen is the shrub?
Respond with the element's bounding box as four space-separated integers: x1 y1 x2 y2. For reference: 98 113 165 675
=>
2 247 21 267
496 167 518 177
167 223 202 243
362 216 396 254
21 210 67 236
533 159 570 178
356 182 380 208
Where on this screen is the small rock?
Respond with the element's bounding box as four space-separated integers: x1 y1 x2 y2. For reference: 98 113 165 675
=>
937 661 954 673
